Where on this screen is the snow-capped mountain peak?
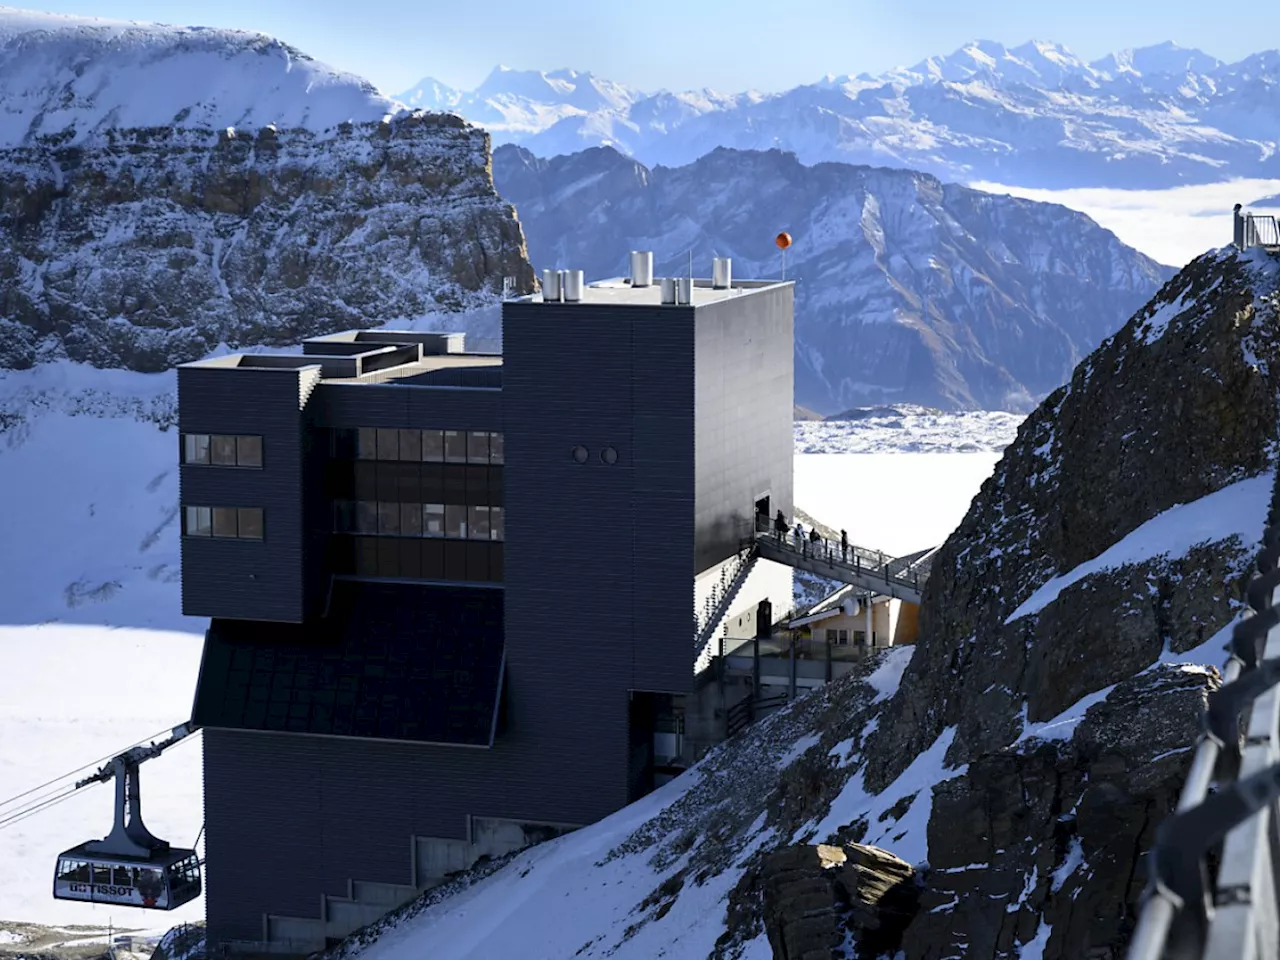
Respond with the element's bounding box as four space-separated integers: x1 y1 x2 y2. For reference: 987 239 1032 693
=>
396 38 1280 188
0 6 398 147
1092 40 1224 78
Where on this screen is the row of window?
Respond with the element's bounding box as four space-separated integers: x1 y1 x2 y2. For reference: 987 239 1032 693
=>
183 434 263 468
334 501 506 541
184 506 265 540
824 628 871 646
338 428 504 465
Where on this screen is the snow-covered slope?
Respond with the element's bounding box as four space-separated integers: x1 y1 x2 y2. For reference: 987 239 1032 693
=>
330 249 1280 960
0 8 397 146
397 40 1280 188
496 144 1173 412
0 8 534 372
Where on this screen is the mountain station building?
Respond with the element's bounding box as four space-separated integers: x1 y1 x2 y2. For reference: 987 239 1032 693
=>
178 256 796 953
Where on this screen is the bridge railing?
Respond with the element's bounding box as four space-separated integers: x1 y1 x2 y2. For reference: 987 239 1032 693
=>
1245 214 1280 249
1127 474 1280 960
748 530 929 593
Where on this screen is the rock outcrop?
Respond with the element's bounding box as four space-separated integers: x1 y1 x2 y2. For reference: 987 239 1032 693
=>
761 843 919 960
0 13 536 372
493 143 1172 413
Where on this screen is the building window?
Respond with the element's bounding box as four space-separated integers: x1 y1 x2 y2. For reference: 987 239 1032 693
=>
854 630 867 645
837 629 849 645
826 628 837 643
600 446 618 464
468 505 491 540
184 505 263 539
445 504 468 538
444 430 467 463
376 428 399 462
398 429 422 462
182 434 263 468
236 436 263 468
422 430 444 462
424 503 445 537
357 428 378 460
572 445 588 463
401 502 422 537
183 434 210 465
185 506 211 537
237 508 264 540
331 500 505 540
335 428 504 464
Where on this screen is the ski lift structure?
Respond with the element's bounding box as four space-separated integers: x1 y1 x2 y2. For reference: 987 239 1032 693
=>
52 723 202 911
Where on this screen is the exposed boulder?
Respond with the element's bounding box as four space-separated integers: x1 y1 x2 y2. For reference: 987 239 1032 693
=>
761 842 920 960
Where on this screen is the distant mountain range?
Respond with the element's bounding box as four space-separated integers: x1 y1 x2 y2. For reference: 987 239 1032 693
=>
494 144 1174 413
399 41 1280 189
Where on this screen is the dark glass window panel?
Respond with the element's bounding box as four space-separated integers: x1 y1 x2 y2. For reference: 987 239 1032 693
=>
355 537 379 575
185 506 211 537
357 428 378 460
401 503 422 537
444 430 467 463
398 429 421 462
378 501 400 535
489 506 505 541
376 428 398 462
238 508 264 540
356 501 379 535
237 435 263 467
398 538 422 579
331 428 357 459
183 434 210 464
445 504 467 539
334 500 355 533
211 435 238 466
467 431 490 464
422 429 444 462
424 504 445 537
377 537 400 577
468 506 490 540
488 432 504 464
212 507 238 538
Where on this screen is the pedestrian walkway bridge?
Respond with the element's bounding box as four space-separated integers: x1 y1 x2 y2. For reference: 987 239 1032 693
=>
694 527 934 663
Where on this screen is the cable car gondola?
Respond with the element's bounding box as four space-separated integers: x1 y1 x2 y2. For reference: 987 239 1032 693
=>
51 723 201 911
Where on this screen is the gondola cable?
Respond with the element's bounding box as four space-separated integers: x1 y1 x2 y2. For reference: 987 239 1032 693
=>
0 725 179 812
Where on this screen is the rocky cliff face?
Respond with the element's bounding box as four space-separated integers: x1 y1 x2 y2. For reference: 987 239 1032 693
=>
0 12 535 372
333 249 1280 960
861 245 1280 957
494 143 1172 413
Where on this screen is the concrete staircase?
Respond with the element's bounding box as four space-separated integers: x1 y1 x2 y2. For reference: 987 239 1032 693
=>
260 817 577 954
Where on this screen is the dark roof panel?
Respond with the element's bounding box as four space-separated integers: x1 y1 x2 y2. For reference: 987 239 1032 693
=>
193 582 504 746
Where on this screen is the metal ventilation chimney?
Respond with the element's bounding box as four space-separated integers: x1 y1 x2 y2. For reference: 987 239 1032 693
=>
712 257 732 289
562 269 584 302
676 276 693 305
660 277 678 304
542 269 561 302
629 251 654 287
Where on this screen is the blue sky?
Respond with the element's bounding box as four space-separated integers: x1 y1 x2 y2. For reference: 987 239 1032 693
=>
21 0 1262 94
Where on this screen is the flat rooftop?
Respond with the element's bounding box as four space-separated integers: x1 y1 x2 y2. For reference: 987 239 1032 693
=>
180 330 502 388
510 277 792 308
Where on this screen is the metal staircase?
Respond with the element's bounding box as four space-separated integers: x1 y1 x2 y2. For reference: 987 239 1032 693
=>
694 546 759 664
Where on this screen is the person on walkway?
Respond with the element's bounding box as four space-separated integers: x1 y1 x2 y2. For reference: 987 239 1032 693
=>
774 509 787 539
840 528 849 560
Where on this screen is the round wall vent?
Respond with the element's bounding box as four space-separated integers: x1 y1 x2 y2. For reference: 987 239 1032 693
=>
601 447 618 464
571 445 589 463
